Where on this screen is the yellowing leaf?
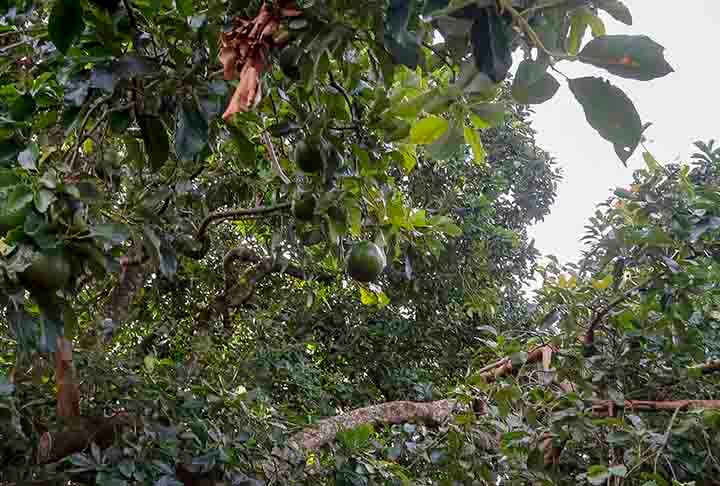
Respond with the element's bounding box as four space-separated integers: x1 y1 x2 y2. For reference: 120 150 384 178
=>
360 287 377 305
376 291 390 308
464 125 486 165
82 138 94 154
558 274 577 289
144 354 157 373
409 116 449 145
591 275 613 290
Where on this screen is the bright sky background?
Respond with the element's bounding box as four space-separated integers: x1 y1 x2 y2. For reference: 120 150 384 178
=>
526 1 720 266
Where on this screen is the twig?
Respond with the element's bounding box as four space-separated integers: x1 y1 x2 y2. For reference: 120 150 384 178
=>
262 131 291 184
583 278 654 348
422 41 456 83
195 202 291 239
328 71 356 121
122 0 139 33
654 406 680 474
64 94 114 168
496 0 574 60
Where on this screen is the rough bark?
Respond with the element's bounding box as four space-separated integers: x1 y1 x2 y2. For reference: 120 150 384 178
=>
291 399 463 451
54 337 80 419
35 413 137 464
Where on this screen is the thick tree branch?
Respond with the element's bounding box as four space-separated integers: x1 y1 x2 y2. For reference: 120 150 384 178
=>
36 414 137 464
291 399 463 451
195 202 291 239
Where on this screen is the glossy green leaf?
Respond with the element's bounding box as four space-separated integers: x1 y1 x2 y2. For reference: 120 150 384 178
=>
512 60 559 105
410 116 449 145
138 115 170 170
34 189 55 213
569 76 642 163
579 35 674 80
175 102 208 162
49 0 85 54
471 8 512 82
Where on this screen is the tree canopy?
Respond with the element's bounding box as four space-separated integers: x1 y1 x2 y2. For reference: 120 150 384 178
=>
3 1 719 486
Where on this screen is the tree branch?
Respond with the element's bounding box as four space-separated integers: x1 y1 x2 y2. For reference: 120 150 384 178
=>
582 278 653 350
195 202 291 239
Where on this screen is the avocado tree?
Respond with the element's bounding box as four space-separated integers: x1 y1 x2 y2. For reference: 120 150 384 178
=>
2 1 712 485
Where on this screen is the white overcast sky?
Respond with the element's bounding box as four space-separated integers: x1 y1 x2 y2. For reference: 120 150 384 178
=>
526 1 720 265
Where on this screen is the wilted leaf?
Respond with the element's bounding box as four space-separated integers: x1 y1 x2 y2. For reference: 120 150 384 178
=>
569 76 642 163
579 35 674 81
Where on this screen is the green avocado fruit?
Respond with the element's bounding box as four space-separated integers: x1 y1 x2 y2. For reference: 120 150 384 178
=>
292 193 316 222
18 252 72 292
294 138 324 173
347 241 386 282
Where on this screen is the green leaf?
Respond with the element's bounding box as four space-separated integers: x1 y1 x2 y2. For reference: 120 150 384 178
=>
471 8 512 82
426 121 464 160
567 8 590 55
34 189 55 214
384 0 422 69
138 115 169 170
643 151 662 172
91 223 130 245
512 60 559 105
410 116 449 145
10 94 36 122
175 102 208 162
230 126 256 165
18 143 39 170
587 465 611 485
109 110 131 134
579 35 674 81
7 185 33 213
598 0 632 25
469 103 505 129
175 0 192 16
568 77 642 164
464 125 486 165
49 0 85 54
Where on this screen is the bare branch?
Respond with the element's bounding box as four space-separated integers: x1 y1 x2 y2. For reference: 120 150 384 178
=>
195 202 291 239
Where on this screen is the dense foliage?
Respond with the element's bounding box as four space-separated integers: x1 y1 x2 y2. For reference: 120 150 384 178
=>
3 1 717 486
